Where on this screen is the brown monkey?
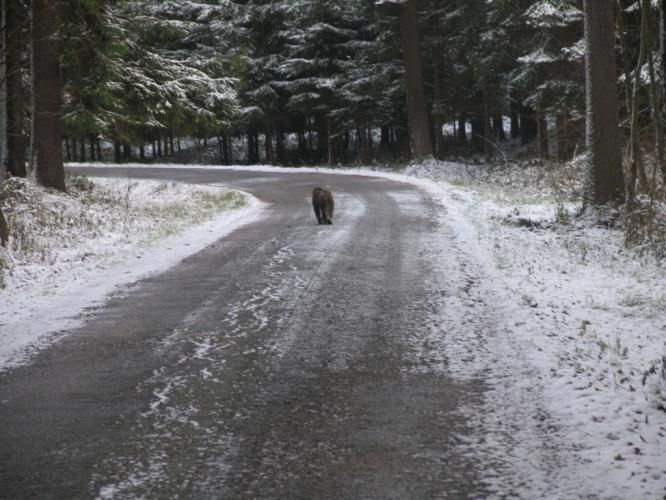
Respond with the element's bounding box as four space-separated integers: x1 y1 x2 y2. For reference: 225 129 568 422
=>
312 187 334 224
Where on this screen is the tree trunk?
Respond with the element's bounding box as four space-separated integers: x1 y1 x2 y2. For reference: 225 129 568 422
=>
0 0 7 180
583 0 625 205
510 98 520 139
556 113 568 162
627 0 650 206
471 116 484 153
483 86 492 162
494 114 506 142
307 119 313 162
397 0 432 160
114 140 121 163
520 106 537 144
225 133 232 164
325 117 334 165
265 126 274 164
6 32 27 176
275 128 285 164
247 130 255 164
538 111 548 159
646 8 665 188
32 0 66 191
457 115 467 144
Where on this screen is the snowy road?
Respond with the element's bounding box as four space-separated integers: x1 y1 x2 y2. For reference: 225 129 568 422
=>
1 167 505 498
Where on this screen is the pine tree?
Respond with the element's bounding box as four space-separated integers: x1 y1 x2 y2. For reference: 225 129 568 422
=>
514 0 585 160
234 0 291 163
106 0 239 158
276 0 367 163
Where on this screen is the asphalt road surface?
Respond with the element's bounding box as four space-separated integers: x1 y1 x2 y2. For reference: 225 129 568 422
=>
0 167 492 499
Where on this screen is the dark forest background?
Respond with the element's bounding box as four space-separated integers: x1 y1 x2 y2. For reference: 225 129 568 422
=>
1 1 665 211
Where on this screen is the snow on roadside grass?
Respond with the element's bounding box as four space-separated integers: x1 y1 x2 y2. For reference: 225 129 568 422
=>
0 175 265 371
403 159 666 498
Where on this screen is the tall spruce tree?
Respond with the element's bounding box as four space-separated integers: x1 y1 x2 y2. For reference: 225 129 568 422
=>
514 1 585 160
277 0 371 163
110 0 239 157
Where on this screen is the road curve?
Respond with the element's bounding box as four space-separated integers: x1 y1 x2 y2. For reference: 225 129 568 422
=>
0 166 489 499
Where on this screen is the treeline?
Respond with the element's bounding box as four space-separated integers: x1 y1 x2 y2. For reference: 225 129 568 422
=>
0 1 665 202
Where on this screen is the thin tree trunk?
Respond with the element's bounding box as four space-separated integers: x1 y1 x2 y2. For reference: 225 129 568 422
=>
114 140 121 163
616 1 633 131
0 0 7 180
457 115 466 144
483 86 492 162
510 98 520 139
628 0 650 205
327 117 333 165
556 113 568 162
307 119 313 161
646 18 665 187
277 128 285 164
247 130 254 164
538 110 548 159
265 125 274 164
6 0 27 178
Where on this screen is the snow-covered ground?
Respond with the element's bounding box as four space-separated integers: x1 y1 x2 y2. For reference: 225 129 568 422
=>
1 162 665 498
0 175 265 370
403 161 666 498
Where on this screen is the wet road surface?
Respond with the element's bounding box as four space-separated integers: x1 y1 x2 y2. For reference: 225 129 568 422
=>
0 167 489 499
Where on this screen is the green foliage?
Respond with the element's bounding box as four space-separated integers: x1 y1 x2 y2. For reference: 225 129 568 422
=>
60 0 240 146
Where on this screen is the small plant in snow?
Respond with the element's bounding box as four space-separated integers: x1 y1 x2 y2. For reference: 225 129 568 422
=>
520 293 538 308
578 319 591 336
642 356 666 411
618 292 649 308
555 204 570 225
